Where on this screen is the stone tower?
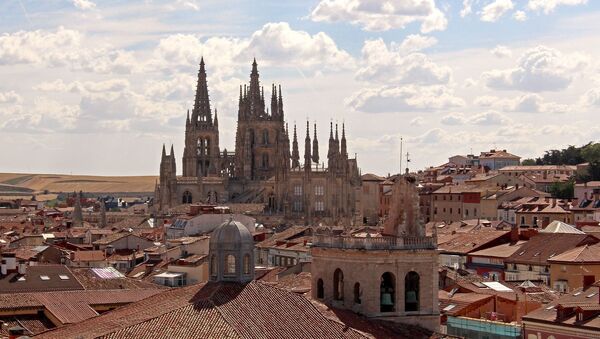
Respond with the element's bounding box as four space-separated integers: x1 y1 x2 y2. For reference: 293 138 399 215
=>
72 191 83 228
234 59 287 181
311 175 439 332
183 58 221 178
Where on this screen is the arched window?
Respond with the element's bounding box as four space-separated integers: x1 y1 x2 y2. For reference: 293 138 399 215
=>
380 272 395 312
405 271 420 312
263 129 269 145
262 153 269 168
210 255 217 276
317 279 324 299
182 191 192 204
354 282 361 304
333 268 344 300
225 254 236 275
243 254 251 275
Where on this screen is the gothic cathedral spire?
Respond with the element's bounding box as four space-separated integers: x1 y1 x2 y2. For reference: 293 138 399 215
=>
312 123 319 164
292 124 300 169
304 120 311 170
192 57 212 125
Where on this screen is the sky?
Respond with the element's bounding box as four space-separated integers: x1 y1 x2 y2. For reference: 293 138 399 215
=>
1 0 599 176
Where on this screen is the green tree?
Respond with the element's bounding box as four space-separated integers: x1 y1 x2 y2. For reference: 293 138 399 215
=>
521 158 536 166
549 181 574 199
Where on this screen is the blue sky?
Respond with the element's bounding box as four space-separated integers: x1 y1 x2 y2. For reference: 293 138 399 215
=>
1 0 599 176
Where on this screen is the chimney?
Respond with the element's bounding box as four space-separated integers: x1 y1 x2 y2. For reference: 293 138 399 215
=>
8 326 25 339
17 260 26 275
510 224 519 244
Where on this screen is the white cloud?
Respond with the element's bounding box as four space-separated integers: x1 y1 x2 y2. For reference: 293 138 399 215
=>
474 93 568 113
460 0 474 17
410 117 425 126
346 85 465 113
480 0 514 22
309 0 447 33
441 112 467 125
397 34 438 53
357 39 450 85
580 88 600 107
469 111 512 125
151 22 353 74
482 45 589 92
33 79 130 95
491 45 512 58
513 10 527 21
72 0 96 10
527 0 588 14
0 91 22 104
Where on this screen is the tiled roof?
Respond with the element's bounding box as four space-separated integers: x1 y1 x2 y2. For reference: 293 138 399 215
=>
506 233 599 265
0 265 84 294
548 243 600 263
539 221 584 234
437 230 509 254
35 281 428 339
71 250 106 262
468 241 526 258
255 226 310 249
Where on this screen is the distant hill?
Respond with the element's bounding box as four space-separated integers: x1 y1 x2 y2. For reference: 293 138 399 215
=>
0 173 158 194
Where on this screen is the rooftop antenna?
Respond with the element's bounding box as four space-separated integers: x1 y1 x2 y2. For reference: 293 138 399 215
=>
399 136 403 175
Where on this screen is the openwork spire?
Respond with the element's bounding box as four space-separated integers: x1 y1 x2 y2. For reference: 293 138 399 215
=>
291 124 300 168
312 123 319 164
304 120 311 169
341 123 347 158
192 57 212 125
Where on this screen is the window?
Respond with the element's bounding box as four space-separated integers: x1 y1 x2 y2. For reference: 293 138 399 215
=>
380 272 395 312
333 269 344 301
317 279 324 299
59 275 70 280
465 209 469 217
450 208 453 214
210 255 217 276
405 271 420 312
458 208 461 215
182 191 192 204
315 186 324 196
354 282 361 304
263 129 269 144
243 254 251 275
474 208 477 216
225 255 236 275
315 201 324 211
293 200 302 212
520 216 525 225
294 185 302 196
40 275 50 281
262 153 269 168
561 265 567 272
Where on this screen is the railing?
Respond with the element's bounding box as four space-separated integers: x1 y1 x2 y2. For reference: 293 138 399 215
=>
311 234 436 250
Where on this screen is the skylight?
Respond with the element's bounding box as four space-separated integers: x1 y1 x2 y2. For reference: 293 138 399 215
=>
443 304 456 311
586 292 597 298
59 275 70 280
40 275 50 281
574 291 582 296
17 276 26 282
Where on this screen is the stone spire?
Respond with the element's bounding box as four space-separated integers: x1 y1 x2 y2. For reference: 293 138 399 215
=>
335 123 340 155
186 109 190 127
304 121 311 170
192 57 212 125
161 143 166 159
72 191 83 228
248 58 264 117
271 84 278 117
327 122 336 168
170 144 176 174
341 123 347 158
214 108 219 127
99 199 107 228
278 84 284 121
312 123 319 164
291 124 300 169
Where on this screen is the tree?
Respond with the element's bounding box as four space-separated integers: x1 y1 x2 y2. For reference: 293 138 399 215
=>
521 159 536 166
549 181 574 199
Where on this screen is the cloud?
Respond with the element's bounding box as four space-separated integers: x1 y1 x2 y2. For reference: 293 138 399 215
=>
410 117 425 126
469 111 512 125
480 0 514 22
346 85 465 113
580 88 600 107
460 0 474 17
356 39 450 85
397 34 438 53
441 113 467 125
482 45 589 92
527 0 588 14
151 22 353 75
0 27 137 74
491 45 512 58
474 93 568 113
309 0 447 33
0 91 22 104
513 10 527 21
72 0 96 10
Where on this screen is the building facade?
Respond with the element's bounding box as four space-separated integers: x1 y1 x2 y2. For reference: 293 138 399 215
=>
156 59 361 225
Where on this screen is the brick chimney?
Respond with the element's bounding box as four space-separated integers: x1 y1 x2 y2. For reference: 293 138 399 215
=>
510 224 519 244
8 326 25 339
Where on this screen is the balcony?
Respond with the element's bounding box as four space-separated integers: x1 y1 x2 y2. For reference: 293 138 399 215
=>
312 234 436 250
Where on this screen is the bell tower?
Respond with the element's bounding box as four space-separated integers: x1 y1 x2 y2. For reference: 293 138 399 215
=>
310 175 439 332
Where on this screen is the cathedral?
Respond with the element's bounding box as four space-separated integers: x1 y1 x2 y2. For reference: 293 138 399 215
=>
156 58 361 224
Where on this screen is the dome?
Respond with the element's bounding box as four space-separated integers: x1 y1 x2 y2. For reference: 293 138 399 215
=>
209 217 255 283
210 219 254 249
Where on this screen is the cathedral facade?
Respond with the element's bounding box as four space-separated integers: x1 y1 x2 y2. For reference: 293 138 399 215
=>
156 59 361 225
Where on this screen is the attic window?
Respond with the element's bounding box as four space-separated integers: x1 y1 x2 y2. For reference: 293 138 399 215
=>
545 305 555 310
574 291 582 296
586 292 597 298
40 275 50 281
17 276 26 282
59 275 70 280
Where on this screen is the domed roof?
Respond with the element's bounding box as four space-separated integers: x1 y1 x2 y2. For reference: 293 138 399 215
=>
210 218 254 247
